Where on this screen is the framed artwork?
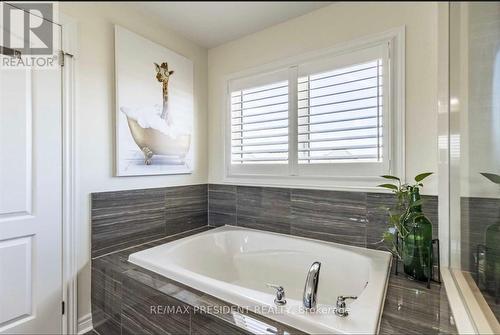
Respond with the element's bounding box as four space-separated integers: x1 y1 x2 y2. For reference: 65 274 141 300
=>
115 25 193 176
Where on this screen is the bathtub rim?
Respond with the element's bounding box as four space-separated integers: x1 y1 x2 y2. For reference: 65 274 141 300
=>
150 224 393 259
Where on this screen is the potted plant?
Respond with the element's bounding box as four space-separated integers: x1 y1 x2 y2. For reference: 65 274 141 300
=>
377 172 434 281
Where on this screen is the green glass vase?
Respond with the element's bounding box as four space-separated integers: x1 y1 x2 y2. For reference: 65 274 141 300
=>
401 188 433 281
484 222 500 293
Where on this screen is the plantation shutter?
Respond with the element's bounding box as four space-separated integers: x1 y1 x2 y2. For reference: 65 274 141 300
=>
227 42 392 178
229 69 290 169
297 48 385 164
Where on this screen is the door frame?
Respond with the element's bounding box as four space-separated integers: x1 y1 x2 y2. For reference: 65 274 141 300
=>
60 13 79 335
0 4 78 333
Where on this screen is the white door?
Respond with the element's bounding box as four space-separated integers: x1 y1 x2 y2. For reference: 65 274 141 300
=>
0 7 63 334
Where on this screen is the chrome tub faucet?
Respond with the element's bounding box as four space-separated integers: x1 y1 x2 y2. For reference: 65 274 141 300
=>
303 261 321 310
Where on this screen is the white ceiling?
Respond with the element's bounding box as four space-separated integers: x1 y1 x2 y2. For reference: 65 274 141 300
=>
124 2 332 48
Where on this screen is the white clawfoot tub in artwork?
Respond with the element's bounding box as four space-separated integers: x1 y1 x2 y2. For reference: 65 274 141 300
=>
120 62 191 165
125 116 191 165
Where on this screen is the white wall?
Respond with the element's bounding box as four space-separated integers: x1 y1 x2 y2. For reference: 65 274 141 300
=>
60 2 208 320
60 0 442 323
207 2 439 194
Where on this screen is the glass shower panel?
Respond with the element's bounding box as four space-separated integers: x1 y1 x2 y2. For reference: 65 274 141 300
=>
449 1 500 327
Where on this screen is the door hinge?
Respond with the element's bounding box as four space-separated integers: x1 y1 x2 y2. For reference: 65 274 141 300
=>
58 50 64 67
58 50 75 67
62 301 65 315
0 45 21 58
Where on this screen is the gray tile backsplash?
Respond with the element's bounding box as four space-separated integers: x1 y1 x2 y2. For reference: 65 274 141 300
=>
165 185 208 236
208 184 439 250
237 186 292 234
365 192 396 249
91 184 207 258
291 189 367 247
91 188 167 258
91 183 439 258
208 184 237 227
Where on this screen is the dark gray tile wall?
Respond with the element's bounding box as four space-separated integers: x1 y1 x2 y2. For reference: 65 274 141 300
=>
165 185 208 236
91 184 207 258
207 184 236 227
365 192 395 249
237 186 292 234
291 189 367 247
460 196 500 321
91 182 440 257
190 309 254 335
461 197 500 273
208 184 439 250
122 276 191 335
90 183 451 334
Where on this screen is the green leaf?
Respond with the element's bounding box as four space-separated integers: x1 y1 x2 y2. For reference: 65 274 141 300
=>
381 175 400 181
480 173 500 185
415 172 433 182
377 183 398 191
389 213 400 221
382 231 394 242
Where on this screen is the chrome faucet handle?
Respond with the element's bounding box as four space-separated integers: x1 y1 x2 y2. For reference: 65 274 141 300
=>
335 296 357 317
266 283 287 306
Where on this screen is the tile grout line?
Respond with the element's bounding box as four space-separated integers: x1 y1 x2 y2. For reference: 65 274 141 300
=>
207 183 212 227
235 185 239 228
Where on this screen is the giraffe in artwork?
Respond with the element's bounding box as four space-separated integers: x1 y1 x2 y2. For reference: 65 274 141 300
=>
154 62 174 121
120 60 191 167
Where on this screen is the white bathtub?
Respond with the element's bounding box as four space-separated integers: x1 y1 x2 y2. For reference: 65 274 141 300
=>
128 226 392 334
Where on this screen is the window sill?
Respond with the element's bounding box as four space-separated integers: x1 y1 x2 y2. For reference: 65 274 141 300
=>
223 172 390 193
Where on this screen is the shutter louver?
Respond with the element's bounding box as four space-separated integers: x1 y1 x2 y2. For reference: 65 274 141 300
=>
297 60 384 163
231 80 289 164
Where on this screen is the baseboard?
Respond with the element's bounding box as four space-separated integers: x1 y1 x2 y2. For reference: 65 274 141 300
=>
77 313 92 334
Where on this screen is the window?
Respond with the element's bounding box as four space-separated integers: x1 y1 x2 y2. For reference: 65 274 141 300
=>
226 31 404 186
297 60 383 164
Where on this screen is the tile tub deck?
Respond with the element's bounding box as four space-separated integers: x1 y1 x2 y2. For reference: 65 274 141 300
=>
91 227 457 335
